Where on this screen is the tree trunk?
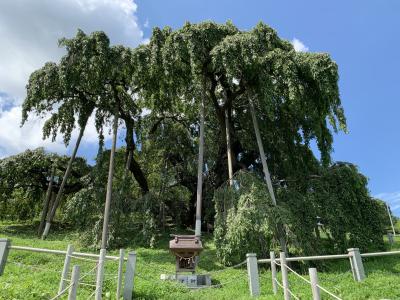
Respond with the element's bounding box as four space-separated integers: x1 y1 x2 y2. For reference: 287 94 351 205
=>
195 96 205 237
38 166 55 236
100 104 119 249
42 122 87 239
125 119 149 194
249 97 287 253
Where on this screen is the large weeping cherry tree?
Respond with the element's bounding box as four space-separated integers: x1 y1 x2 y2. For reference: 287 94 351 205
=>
139 21 346 248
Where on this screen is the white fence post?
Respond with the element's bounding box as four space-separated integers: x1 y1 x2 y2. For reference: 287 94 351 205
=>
309 268 321 300
0 239 10 276
123 252 137 300
270 251 277 294
280 251 290 300
347 248 365 282
116 249 125 299
95 249 106 300
68 265 80 300
246 253 260 297
59 244 74 293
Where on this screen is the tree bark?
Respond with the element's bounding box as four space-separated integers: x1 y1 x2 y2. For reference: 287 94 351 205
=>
125 119 149 194
38 166 55 236
195 95 205 237
100 103 119 249
42 121 87 239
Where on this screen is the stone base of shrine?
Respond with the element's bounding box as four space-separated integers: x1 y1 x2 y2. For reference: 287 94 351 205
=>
160 273 212 288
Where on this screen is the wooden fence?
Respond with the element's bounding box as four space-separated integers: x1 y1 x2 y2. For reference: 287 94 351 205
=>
0 238 136 300
247 247 400 299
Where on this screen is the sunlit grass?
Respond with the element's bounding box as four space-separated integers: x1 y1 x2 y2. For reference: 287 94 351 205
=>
1 222 400 299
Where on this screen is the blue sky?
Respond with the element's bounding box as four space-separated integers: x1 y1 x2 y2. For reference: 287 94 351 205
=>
135 0 400 214
0 0 399 214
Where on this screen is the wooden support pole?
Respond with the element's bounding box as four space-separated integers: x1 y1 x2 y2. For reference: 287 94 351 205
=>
42 123 86 239
270 251 277 294
246 253 260 297
386 203 396 236
348 248 365 282
195 96 205 237
116 249 125 299
59 244 74 294
0 239 10 276
95 249 106 300
249 98 287 253
100 104 119 250
248 98 276 205
225 109 234 187
68 265 80 300
280 251 290 300
123 252 137 300
38 166 55 236
309 268 321 300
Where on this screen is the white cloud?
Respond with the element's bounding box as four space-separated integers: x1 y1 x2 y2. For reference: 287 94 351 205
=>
0 106 112 158
0 0 144 158
292 38 309 52
144 19 150 28
374 191 400 216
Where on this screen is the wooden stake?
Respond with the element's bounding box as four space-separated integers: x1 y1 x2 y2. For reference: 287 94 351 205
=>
195 96 205 237
100 104 119 250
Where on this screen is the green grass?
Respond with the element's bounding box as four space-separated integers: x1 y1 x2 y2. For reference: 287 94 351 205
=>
1 222 400 299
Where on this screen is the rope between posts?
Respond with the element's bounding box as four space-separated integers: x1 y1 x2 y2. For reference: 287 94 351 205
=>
49 282 74 300
283 264 342 300
283 264 311 284
316 284 343 300
274 277 300 300
287 288 300 300
68 254 99 262
79 282 97 287
80 263 99 281
274 278 283 289
204 260 246 275
85 287 98 300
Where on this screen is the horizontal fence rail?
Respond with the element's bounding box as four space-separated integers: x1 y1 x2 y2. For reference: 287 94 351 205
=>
258 253 350 264
8 245 123 261
360 250 400 258
0 240 136 300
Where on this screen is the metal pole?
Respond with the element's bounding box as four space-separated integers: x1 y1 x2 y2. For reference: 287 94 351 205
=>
386 203 396 236
270 251 277 294
195 96 205 237
68 265 80 300
59 244 74 294
116 249 125 299
309 268 321 300
101 104 119 249
280 251 290 300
